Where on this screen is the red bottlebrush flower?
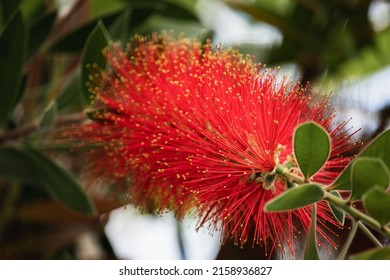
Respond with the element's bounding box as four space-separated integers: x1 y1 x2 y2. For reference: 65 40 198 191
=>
63 33 359 257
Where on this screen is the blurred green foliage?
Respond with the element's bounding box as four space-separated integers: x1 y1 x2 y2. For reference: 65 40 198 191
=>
0 0 389 260
224 0 390 83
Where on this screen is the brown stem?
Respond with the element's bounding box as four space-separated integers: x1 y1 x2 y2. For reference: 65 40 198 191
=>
0 113 86 144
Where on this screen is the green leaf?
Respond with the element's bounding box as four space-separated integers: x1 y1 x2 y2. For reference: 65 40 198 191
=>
333 129 390 190
23 147 96 215
264 184 324 212
304 204 320 260
0 0 21 28
27 9 57 59
108 6 156 43
225 0 298 42
57 69 83 113
350 247 390 260
80 21 110 106
120 0 198 21
327 190 345 225
0 146 96 215
158 0 198 21
108 7 132 44
128 6 157 27
293 122 331 179
350 157 389 201
0 147 41 184
20 0 45 22
0 8 27 127
363 187 390 226
39 101 57 128
49 11 118 53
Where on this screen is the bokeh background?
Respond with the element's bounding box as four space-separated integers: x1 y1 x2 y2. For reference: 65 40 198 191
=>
0 0 389 259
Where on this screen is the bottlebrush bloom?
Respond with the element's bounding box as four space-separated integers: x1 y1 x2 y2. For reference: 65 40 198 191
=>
63 33 359 257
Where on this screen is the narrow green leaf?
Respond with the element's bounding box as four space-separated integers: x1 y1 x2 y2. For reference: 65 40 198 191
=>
293 122 331 179
158 1 199 21
57 69 83 113
23 147 96 215
12 74 27 110
264 184 324 212
304 204 320 260
80 21 110 106
333 129 390 190
350 157 389 201
0 8 27 127
108 7 155 44
0 0 21 27
328 190 345 225
0 147 41 184
350 247 390 260
0 146 96 215
363 187 390 226
108 8 132 44
27 9 57 59
119 0 198 21
129 6 157 26
20 0 45 22
39 101 57 128
49 11 119 53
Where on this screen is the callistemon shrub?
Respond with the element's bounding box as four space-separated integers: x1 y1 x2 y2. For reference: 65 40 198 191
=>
63 33 359 256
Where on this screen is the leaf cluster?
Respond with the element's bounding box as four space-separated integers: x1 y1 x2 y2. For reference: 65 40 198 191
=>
265 122 390 260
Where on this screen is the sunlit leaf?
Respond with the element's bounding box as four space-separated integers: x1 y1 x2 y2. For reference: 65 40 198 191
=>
20 0 45 22
304 204 320 260
0 8 27 127
224 0 297 41
363 187 390 226
350 157 389 201
80 21 110 106
264 184 324 212
350 247 390 260
333 129 390 190
293 122 331 179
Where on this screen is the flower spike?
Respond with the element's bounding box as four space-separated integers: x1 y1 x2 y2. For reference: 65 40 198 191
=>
62 33 360 257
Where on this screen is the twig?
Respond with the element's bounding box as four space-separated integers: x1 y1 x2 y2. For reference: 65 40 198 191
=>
337 219 358 260
325 192 390 239
0 113 86 144
358 221 383 248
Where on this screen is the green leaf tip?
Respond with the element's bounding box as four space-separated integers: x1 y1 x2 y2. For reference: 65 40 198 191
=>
80 20 111 106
